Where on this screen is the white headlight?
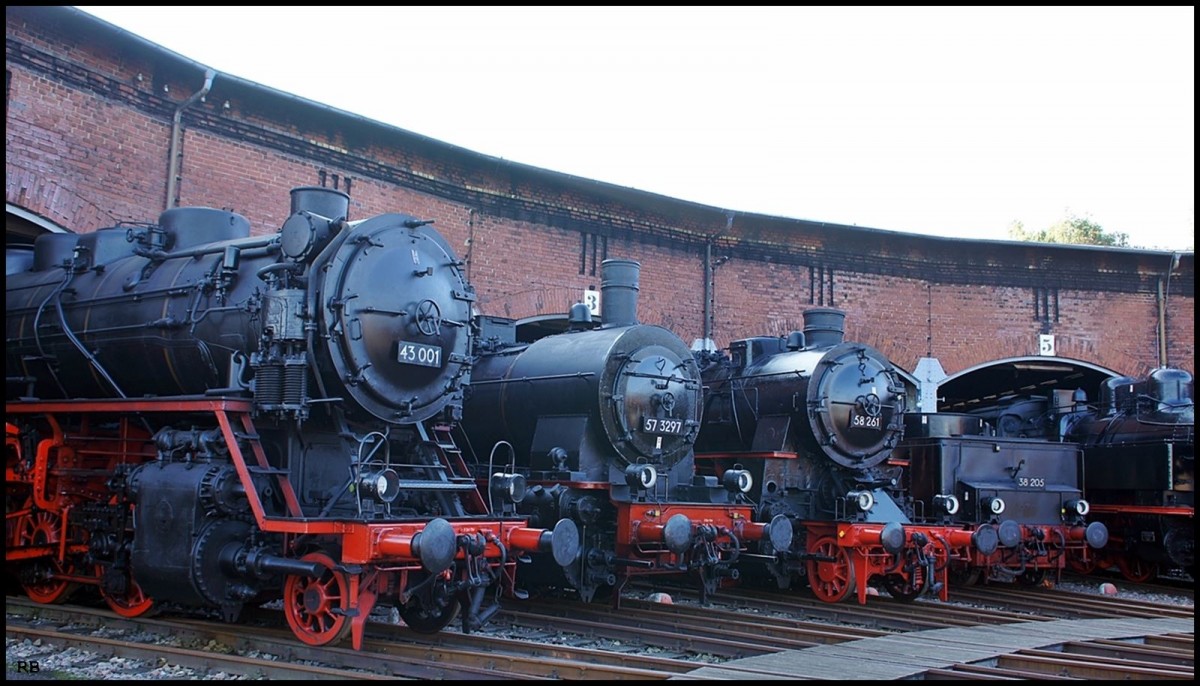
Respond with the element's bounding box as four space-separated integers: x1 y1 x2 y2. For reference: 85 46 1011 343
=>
639 465 657 489
848 490 875 511
723 469 754 493
624 464 658 490
935 494 960 515
738 471 753 493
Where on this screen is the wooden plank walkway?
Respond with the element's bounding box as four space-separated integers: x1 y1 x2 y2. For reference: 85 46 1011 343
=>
679 617 1194 680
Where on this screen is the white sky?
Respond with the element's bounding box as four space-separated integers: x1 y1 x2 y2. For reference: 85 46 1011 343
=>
74 6 1194 251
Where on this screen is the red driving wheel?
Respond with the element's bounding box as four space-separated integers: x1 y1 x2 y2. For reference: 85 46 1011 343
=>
97 564 156 618
17 510 78 605
1116 554 1157 583
283 552 353 646
807 536 856 603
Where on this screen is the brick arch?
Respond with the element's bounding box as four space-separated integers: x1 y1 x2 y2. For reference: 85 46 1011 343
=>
6 169 112 234
938 355 1123 412
484 285 587 321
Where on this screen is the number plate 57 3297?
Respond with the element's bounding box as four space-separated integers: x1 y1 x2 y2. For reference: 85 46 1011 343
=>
643 417 684 435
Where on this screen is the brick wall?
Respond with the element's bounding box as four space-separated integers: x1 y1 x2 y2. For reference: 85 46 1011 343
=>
6 7 1193 380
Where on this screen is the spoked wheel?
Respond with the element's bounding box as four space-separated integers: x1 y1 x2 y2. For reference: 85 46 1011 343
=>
949 564 982 587
398 596 461 634
20 559 76 604
283 552 353 646
17 510 78 605
1017 568 1047 587
1116 555 1158 583
1068 554 1098 576
807 536 855 603
97 564 156 618
881 570 927 602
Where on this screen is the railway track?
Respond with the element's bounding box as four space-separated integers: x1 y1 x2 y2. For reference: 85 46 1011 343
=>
6 581 1193 680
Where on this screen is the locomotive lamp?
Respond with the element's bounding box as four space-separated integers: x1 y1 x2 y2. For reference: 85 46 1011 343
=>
722 468 754 494
1063 499 1090 517
933 494 960 515
847 490 875 512
624 464 658 490
984 496 1006 515
490 472 528 504
358 468 401 503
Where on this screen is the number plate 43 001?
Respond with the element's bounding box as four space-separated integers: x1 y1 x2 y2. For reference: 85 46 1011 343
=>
396 341 442 368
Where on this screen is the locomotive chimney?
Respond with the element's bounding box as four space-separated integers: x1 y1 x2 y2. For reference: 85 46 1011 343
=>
290 186 350 221
802 307 846 347
600 258 640 328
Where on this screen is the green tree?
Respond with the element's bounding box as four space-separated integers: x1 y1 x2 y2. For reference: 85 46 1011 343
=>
1008 215 1130 247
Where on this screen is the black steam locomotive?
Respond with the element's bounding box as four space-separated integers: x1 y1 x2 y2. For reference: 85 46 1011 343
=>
892 411 1109 587
457 259 788 604
692 309 974 604
5 187 570 648
1069 367 1194 580
975 367 1194 581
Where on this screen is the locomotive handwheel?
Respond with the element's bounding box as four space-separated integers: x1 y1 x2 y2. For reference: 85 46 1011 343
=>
806 536 856 603
415 299 442 336
97 564 156 618
283 552 353 646
858 393 882 417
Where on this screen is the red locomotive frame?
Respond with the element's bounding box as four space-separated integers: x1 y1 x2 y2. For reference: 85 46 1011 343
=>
6 397 555 648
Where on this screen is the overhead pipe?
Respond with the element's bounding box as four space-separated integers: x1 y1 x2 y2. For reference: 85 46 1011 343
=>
702 213 735 345
165 68 216 211
1157 252 1180 367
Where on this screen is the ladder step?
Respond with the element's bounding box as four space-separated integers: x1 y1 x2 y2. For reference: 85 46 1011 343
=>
386 463 448 471
394 480 477 492
248 466 289 475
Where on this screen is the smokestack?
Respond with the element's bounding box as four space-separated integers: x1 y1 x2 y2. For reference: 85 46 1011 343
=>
803 307 846 347
600 258 640 327
290 186 350 221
